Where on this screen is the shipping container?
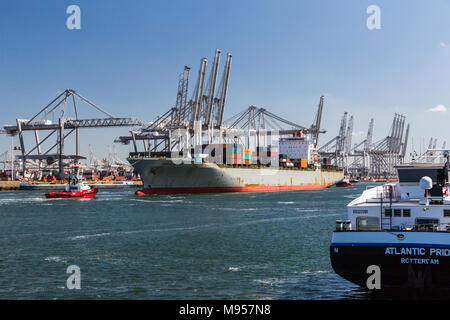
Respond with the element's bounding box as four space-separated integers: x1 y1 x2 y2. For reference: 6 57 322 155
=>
300 158 308 168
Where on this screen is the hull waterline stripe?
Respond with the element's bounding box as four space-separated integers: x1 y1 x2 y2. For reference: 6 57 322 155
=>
139 184 330 194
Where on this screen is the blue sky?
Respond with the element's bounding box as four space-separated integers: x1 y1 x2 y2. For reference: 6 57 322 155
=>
1 0 450 161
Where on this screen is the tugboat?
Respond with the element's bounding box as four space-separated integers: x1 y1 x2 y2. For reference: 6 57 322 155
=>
45 177 98 199
330 152 450 289
335 178 354 187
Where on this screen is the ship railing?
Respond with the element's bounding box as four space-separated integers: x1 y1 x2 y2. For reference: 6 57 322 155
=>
337 223 450 232
381 223 449 232
335 220 352 231
363 184 399 202
381 184 399 199
128 152 150 160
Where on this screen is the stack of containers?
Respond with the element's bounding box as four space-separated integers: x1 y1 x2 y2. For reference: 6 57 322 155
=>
233 145 243 165
322 157 332 166
244 149 251 165
223 144 244 165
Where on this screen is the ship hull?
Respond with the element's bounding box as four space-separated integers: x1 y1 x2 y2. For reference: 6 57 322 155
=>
331 231 450 289
45 187 98 199
129 158 343 194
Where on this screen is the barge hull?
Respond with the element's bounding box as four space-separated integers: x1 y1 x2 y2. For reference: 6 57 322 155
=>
331 231 450 289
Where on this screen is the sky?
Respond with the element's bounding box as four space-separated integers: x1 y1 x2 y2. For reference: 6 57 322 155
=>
1 0 450 162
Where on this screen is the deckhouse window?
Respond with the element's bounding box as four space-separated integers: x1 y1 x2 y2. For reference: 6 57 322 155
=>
356 217 379 231
384 208 392 217
415 218 439 231
394 209 401 217
403 209 411 217
444 209 450 217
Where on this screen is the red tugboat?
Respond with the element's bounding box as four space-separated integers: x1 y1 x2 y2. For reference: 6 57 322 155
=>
335 178 354 187
45 179 98 199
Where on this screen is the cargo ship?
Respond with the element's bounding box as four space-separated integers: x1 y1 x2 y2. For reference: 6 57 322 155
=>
129 138 344 195
118 49 344 194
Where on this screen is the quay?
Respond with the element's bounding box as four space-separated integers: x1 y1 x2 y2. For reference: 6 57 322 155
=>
0 180 142 191
0 181 21 191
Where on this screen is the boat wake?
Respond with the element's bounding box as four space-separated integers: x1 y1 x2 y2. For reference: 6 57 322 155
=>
44 256 68 263
68 223 219 240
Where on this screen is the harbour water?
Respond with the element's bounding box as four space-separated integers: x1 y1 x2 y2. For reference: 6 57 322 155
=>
1 183 379 300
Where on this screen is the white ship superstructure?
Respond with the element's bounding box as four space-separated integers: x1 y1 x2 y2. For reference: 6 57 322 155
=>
331 157 450 289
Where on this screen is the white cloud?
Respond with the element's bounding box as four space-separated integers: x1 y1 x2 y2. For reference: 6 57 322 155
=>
440 42 448 48
426 104 447 113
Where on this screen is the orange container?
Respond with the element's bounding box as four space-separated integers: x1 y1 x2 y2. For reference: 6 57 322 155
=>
300 158 308 168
